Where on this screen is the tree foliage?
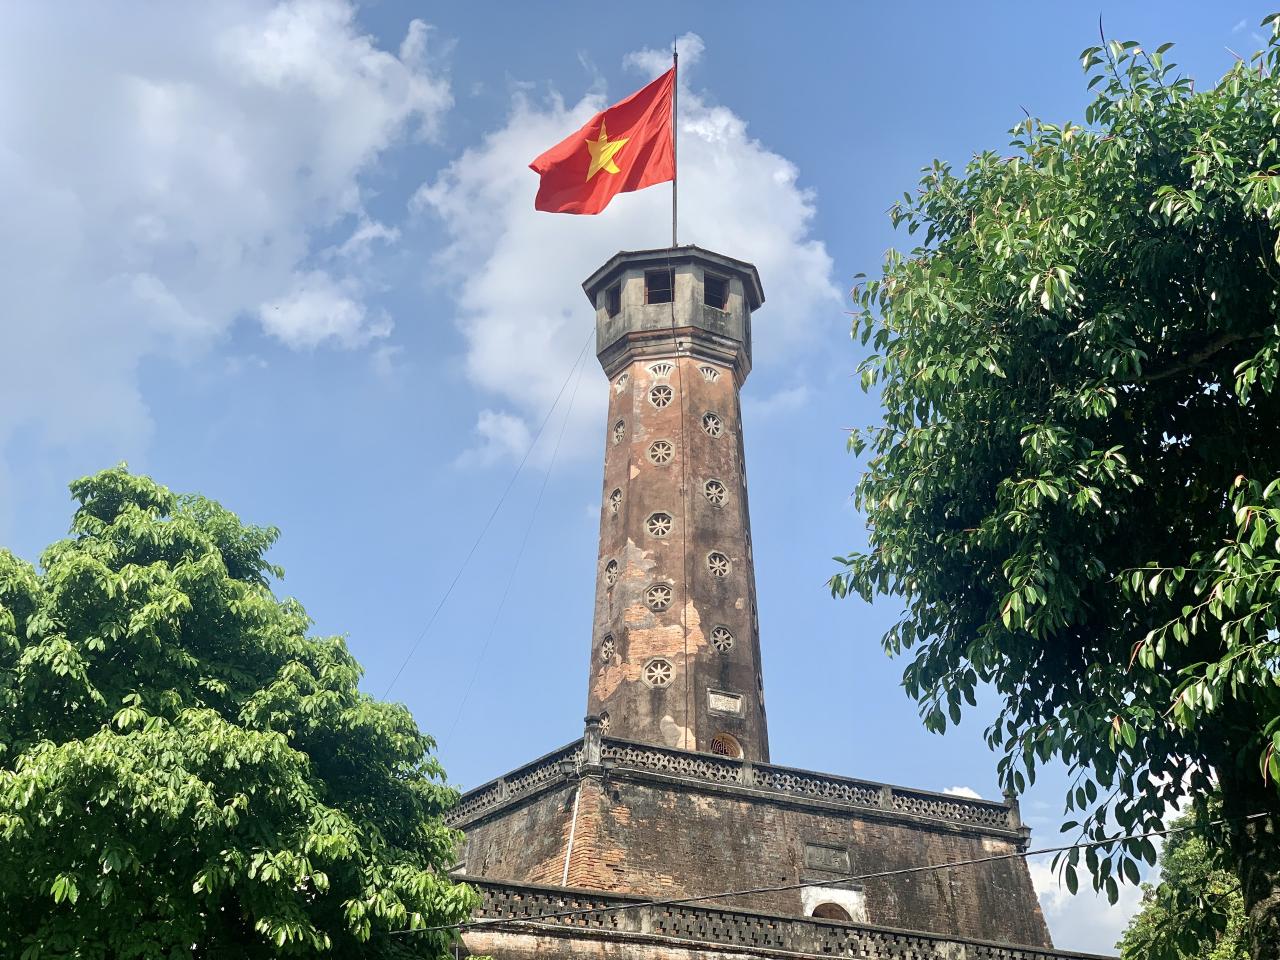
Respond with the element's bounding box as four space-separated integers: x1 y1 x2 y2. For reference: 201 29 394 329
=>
0 467 475 958
1119 801 1246 960
832 19 1280 957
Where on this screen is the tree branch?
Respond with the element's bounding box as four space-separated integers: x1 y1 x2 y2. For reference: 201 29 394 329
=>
1138 331 1261 384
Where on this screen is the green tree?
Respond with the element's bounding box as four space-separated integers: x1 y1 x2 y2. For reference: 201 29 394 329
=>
1119 804 1246 960
0 467 475 957
831 20 1280 958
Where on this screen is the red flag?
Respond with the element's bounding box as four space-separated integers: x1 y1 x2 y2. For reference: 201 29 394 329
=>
530 68 675 215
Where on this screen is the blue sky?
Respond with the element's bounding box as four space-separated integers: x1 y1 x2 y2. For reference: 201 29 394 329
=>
1 2 1274 951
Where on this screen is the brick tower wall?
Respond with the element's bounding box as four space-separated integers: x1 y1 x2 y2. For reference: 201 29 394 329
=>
458 766 1052 949
584 249 769 762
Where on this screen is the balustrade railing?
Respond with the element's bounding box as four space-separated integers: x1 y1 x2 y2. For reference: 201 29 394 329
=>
449 735 1017 833
464 878 1107 960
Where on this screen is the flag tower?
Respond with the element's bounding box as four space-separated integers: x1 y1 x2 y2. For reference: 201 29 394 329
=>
583 246 769 762
445 54 1068 960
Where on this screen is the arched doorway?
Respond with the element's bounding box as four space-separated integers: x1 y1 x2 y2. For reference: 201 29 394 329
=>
810 902 852 922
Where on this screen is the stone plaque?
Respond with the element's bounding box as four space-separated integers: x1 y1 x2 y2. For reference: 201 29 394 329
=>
707 689 742 714
804 843 851 873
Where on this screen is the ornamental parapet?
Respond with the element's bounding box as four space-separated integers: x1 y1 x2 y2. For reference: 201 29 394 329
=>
448 735 1025 840
459 877 1110 960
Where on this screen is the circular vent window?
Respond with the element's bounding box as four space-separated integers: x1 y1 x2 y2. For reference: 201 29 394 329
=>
710 626 735 652
612 419 625 445
646 512 673 537
648 440 674 464
604 559 619 587
600 634 616 661
701 413 723 438
645 582 673 611
707 552 731 578
649 385 673 409
703 479 727 506
643 658 674 687
608 488 622 515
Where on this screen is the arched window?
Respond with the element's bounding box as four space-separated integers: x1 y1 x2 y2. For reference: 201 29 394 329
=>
708 732 742 758
811 903 852 922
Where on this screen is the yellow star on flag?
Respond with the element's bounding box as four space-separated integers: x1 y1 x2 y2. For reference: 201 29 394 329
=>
585 121 628 181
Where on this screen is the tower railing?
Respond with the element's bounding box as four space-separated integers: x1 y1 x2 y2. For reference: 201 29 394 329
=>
449 734 1022 837
459 877 1109 960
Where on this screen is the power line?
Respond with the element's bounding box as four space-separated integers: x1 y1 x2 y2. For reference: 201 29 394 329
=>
391 811 1272 937
440 337 591 747
381 327 596 699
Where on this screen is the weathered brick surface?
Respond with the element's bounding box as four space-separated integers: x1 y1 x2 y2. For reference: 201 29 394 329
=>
462 780 578 887
586 249 769 762
460 761 1051 948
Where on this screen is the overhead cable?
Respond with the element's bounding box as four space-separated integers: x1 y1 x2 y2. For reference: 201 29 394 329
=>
381 326 596 698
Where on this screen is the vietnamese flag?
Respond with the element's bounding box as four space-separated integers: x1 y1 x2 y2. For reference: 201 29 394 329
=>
530 68 675 215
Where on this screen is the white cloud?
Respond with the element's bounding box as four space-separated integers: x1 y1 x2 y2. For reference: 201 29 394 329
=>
370 343 405 380
0 0 449 489
259 270 389 348
334 217 402 262
415 32 837 466
454 409 533 469
745 384 811 418
941 785 982 800
1028 858 1141 954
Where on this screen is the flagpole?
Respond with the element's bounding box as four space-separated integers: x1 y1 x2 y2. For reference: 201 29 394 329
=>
671 41 678 249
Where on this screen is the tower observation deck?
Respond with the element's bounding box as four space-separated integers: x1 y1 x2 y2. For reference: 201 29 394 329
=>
583 246 768 762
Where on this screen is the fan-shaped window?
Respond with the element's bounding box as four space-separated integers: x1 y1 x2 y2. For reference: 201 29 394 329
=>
643 658 674 687
614 372 629 394
646 512 673 537
649 384 673 409
612 419 626 445
648 361 674 378
709 732 742 758
648 440 674 465
707 552 731 578
698 364 720 382
645 582 673 611
604 560 619 587
811 903 852 922
608 488 622 515
710 625 735 653
701 412 724 438
703 478 727 506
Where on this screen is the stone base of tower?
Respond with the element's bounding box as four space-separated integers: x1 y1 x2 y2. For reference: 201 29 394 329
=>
448 723 1085 953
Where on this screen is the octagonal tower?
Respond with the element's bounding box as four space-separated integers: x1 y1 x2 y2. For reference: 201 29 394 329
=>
582 246 769 762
